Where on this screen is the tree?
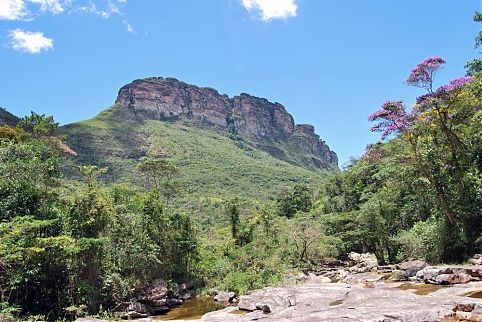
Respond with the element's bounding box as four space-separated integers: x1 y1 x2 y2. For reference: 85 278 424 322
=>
18 112 58 137
406 56 445 93
225 198 240 241
276 184 313 218
137 157 180 203
65 165 112 312
466 11 482 76
290 214 323 262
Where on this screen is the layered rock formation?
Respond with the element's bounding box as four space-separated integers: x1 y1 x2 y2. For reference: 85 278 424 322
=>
116 77 337 169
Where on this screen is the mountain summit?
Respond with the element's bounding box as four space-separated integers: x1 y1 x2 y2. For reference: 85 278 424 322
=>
115 77 337 169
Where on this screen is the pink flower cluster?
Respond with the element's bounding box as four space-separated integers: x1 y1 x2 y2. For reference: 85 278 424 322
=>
368 101 410 140
415 76 474 106
406 57 446 91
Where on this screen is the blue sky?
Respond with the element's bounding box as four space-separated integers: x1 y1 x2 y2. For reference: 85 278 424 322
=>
0 0 480 166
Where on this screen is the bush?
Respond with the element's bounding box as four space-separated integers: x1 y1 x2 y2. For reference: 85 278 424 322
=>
395 219 442 263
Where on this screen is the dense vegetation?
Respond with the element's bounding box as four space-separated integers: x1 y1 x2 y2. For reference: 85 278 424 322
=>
1 11 481 322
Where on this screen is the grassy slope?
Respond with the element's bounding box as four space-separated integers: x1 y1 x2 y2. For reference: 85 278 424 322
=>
61 105 330 223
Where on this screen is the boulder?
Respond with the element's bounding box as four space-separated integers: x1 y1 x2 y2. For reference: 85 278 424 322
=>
436 273 472 285
147 298 167 307
214 291 236 302
469 254 482 266
416 267 449 283
321 257 345 267
343 272 389 285
347 252 377 265
180 281 194 291
180 291 194 300
417 267 479 284
124 300 149 318
452 303 482 322
138 278 169 301
307 273 332 284
238 295 258 311
397 260 428 277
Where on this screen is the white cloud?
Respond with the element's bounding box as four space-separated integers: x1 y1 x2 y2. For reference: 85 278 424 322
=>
0 0 27 20
242 0 297 21
28 0 64 14
10 28 53 53
0 0 66 20
123 19 134 33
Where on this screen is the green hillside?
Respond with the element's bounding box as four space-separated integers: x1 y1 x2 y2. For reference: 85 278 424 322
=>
61 104 328 203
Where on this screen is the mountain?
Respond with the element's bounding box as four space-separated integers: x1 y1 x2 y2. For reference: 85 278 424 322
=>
116 77 337 168
0 107 19 126
61 77 337 201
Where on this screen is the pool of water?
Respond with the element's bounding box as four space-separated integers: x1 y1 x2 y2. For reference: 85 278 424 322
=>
152 296 226 321
466 291 482 299
395 283 446 296
229 309 250 315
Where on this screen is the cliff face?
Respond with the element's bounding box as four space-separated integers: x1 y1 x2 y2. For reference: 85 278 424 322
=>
116 77 337 169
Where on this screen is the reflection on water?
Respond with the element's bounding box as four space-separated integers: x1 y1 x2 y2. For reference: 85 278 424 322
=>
153 296 226 321
396 283 446 296
466 291 482 298
329 299 344 306
229 309 250 315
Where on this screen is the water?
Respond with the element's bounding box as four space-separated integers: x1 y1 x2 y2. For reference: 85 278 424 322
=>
395 283 446 295
467 291 482 298
152 296 226 321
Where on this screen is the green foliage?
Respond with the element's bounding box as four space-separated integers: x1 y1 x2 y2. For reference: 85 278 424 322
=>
60 110 327 206
0 117 198 320
321 67 482 264
276 184 313 218
395 219 442 263
137 156 180 202
18 112 58 137
0 125 25 143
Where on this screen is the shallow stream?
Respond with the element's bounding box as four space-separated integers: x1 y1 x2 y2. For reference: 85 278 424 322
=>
152 297 225 321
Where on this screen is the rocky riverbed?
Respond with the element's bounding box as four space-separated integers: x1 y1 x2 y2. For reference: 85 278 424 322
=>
76 253 482 321
111 280 482 322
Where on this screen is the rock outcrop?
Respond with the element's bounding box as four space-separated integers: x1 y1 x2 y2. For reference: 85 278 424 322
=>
416 267 482 285
0 107 19 127
178 282 482 322
118 278 195 318
115 77 337 169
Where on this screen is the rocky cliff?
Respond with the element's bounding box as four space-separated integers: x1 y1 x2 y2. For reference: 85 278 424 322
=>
0 107 19 126
115 77 337 169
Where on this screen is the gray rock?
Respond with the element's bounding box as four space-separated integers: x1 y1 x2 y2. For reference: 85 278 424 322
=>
436 273 472 285
238 295 258 311
343 272 388 284
180 291 194 300
194 281 482 322
138 278 169 301
127 300 148 313
397 259 428 277
214 291 236 302
417 266 481 284
307 272 332 284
